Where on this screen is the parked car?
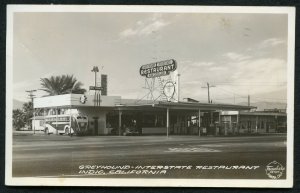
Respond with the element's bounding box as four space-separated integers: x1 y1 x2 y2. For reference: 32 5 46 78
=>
110 128 117 135
123 127 139 136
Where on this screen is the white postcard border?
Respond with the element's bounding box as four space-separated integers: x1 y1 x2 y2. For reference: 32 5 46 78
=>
5 5 295 188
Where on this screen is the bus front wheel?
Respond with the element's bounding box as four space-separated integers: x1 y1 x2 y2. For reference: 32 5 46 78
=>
65 127 70 135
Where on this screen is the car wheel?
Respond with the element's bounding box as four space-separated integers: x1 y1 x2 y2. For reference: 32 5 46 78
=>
45 128 49 135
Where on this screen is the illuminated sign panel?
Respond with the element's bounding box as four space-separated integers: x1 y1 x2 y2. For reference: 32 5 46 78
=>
140 59 177 78
163 81 176 101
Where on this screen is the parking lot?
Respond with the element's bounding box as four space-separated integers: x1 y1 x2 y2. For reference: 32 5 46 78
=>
12 134 287 179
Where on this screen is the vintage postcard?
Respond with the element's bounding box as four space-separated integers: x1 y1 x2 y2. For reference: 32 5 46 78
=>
6 5 295 187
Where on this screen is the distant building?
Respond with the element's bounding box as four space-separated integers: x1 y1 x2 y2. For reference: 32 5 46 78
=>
31 116 45 131
220 111 287 135
263 108 286 113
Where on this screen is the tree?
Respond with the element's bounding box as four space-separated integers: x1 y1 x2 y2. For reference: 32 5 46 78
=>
22 101 34 129
12 101 44 131
13 109 25 130
40 74 86 96
12 102 33 130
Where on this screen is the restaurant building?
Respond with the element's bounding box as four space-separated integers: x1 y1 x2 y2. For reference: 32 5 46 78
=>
32 59 287 136
32 93 286 136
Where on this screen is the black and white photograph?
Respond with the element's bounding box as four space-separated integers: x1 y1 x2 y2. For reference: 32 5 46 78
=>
5 5 295 187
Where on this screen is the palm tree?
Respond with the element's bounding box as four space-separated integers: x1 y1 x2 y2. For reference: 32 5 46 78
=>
40 75 86 96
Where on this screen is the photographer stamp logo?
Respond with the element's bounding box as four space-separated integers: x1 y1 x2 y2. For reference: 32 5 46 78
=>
265 161 285 179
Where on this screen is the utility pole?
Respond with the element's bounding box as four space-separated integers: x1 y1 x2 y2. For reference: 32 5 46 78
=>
234 94 235 104
177 73 181 102
26 90 37 134
201 82 215 103
248 95 250 106
26 90 37 103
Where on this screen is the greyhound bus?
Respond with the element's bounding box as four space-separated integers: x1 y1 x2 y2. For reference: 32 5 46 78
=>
43 109 88 135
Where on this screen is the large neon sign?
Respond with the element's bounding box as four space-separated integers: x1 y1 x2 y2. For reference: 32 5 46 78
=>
140 59 177 78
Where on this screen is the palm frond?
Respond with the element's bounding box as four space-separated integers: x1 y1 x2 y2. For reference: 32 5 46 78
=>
40 74 86 96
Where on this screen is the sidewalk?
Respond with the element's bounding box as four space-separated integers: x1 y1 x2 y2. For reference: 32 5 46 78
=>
13 130 45 136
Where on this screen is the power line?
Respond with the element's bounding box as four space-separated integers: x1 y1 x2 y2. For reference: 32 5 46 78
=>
216 87 246 98
251 97 287 102
214 86 286 104
210 81 287 86
212 81 287 83
214 96 246 100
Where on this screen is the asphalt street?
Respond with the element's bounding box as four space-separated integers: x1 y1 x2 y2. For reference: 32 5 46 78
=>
12 134 287 179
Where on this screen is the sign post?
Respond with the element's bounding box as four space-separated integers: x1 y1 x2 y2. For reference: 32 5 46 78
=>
89 86 103 106
166 108 169 138
33 108 35 135
198 109 201 137
138 59 178 102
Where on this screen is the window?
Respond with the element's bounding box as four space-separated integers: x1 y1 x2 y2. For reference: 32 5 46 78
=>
39 120 45 126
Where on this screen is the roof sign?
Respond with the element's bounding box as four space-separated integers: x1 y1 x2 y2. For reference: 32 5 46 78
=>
140 59 177 78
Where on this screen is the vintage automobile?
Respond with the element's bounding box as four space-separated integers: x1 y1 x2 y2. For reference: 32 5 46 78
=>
123 127 139 136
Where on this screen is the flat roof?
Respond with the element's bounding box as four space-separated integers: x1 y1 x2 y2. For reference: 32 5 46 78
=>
239 111 286 116
115 101 255 111
33 94 255 112
155 101 255 111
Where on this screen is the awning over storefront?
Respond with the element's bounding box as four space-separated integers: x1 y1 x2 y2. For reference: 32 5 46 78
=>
153 101 255 111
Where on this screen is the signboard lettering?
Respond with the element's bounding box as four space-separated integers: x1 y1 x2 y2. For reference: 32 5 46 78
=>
89 86 103 91
140 59 177 78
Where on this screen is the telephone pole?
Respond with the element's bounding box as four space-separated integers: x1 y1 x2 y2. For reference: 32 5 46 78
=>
26 90 37 103
26 89 37 134
201 82 215 103
248 95 250 106
177 73 181 102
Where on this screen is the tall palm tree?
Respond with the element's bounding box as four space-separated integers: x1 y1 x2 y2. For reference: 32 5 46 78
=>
40 75 86 96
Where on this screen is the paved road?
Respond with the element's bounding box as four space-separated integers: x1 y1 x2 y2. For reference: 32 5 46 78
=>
12 134 287 179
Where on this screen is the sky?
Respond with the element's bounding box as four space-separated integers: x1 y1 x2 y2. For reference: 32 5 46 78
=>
12 11 288 104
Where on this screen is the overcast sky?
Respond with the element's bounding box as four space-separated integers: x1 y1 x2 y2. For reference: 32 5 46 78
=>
13 11 288 104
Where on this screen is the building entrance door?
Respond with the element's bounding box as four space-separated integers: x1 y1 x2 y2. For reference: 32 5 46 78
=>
93 117 99 135
247 121 251 133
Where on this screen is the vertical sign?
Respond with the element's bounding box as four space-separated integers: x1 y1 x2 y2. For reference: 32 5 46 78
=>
94 92 101 106
89 86 103 106
101 74 107 96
